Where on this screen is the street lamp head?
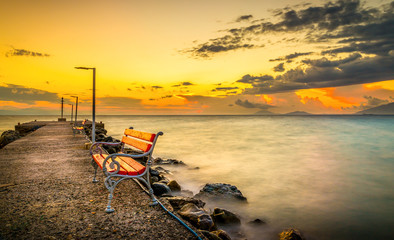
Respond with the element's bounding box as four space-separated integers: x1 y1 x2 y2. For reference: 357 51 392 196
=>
75 66 95 70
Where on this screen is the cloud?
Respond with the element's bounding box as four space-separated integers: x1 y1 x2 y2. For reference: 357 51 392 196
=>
151 85 163 89
350 95 392 110
239 54 394 94
302 53 362 67
235 99 274 110
236 15 253 22
6 48 50 57
215 87 239 91
172 82 195 87
0 83 59 104
269 52 313 62
184 0 390 58
273 63 285 72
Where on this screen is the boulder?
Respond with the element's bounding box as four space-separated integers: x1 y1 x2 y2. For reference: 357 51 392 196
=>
167 180 181 192
151 183 171 196
194 183 247 202
154 157 186 165
211 208 241 226
0 130 21 149
163 196 205 211
210 230 232 240
177 203 214 231
247 218 266 225
279 229 304 240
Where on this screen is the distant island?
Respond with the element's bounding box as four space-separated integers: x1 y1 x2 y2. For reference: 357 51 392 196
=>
253 102 394 116
356 102 394 115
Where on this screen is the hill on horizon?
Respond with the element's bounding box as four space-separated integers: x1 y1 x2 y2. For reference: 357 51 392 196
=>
356 102 394 115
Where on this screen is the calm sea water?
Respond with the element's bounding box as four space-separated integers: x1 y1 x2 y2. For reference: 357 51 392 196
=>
1 115 394 239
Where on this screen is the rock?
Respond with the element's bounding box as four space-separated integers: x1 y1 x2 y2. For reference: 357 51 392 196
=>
279 229 304 240
0 130 21 149
151 183 171 196
177 203 214 231
211 230 232 240
163 196 205 211
248 218 266 225
150 176 159 183
167 180 181 192
150 169 160 177
211 208 241 226
199 230 222 240
154 157 186 165
194 183 247 202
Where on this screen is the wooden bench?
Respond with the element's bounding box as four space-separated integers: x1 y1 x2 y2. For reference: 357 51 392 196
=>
89 127 163 213
72 120 86 136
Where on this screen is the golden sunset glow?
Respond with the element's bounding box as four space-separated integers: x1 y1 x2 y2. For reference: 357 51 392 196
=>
1 0 393 115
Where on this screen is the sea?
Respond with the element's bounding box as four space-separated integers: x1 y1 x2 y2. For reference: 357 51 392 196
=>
1 115 393 240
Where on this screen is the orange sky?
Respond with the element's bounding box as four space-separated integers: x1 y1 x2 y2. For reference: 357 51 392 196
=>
0 0 393 115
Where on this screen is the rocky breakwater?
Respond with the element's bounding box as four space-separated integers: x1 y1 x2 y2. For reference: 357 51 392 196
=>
0 121 47 149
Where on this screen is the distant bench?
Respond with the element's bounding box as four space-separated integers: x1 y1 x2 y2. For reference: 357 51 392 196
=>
72 120 86 136
89 127 163 213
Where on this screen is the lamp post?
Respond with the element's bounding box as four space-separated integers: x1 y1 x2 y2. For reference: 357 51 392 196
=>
71 96 78 124
69 104 73 122
75 67 96 143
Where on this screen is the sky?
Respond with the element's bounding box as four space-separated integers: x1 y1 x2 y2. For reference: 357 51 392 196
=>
0 0 393 115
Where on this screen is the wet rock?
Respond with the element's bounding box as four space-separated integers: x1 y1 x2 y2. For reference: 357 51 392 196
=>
194 183 247 202
163 196 205 211
154 157 186 165
167 180 181 192
151 183 171 196
150 169 160 177
150 176 159 183
248 218 266 225
211 208 241 226
177 203 214 231
0 130 21 149
211 230 232 240
279 228 304 240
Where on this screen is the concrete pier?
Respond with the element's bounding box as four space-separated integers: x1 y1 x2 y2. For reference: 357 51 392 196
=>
0 121 198 239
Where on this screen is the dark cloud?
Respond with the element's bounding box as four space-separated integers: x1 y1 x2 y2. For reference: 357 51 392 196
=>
184 0 390 58
127 88 132 91
273 63 285 72
302 53 362 67
151 86 163 89
239 55 394 94
0 83 59 103
269 52 313 62
6 48 50 57
235 99 274 110
236 15 253 22
215 87 239 91
172 82 195 87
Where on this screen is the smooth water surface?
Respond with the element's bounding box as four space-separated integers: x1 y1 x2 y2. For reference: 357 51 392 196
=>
1 115 393 239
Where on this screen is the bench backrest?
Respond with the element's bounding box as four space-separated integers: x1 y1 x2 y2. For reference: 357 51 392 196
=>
121 129 157 153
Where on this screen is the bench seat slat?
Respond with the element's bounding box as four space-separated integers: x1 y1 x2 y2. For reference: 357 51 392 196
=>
121 136 152 152
92 154 146 176
124 129 156 142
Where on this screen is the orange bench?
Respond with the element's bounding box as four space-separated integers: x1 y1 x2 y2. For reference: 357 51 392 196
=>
90 127 163 213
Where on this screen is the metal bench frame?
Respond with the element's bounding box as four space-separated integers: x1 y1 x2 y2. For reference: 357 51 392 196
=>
89 127 163 213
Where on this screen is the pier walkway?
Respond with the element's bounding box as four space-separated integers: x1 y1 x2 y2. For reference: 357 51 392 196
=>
0 121 198 239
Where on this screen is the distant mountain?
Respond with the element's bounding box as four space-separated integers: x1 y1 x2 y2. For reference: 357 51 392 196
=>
284 111 312 115
254 110 276 115
356 102 394 115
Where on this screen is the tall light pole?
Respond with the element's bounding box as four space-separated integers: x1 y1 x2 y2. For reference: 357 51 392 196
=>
69 104 73 122
75 67 96 143
71 96 78 124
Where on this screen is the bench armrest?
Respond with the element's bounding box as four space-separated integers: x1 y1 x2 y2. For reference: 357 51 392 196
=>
90 141 122 155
